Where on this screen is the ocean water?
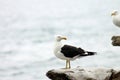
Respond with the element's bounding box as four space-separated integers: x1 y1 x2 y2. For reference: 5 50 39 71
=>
0 0 120 80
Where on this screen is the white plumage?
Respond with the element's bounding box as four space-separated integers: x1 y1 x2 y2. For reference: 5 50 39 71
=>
54 35 67 60
111 10 120 28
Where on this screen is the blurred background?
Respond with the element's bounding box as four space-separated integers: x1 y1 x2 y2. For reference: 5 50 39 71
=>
0 0 120 80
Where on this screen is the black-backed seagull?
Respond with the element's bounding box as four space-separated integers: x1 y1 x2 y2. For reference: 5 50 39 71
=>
111 10 120 28
54 35 96 69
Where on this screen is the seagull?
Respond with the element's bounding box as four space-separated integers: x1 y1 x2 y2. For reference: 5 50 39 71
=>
111 10 120 28
54 35 96 69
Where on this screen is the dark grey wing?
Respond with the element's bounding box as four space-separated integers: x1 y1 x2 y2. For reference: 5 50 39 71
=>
61 45 85 58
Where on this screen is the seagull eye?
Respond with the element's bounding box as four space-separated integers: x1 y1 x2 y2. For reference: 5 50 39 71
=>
57 36 61 38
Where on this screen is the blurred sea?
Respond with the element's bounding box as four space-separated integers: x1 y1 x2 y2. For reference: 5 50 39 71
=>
0 0 120 80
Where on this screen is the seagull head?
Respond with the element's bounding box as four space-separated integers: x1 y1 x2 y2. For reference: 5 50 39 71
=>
55 35 67 42
111 10 119 16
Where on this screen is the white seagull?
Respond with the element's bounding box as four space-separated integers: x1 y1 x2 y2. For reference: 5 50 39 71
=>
111 10 120 28
54 35 96 69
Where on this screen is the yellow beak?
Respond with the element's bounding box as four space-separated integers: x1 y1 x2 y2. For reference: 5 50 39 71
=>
61 37 67 40
111 13 115 16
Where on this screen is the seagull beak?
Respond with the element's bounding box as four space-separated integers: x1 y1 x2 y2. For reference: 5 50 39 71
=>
111 13 115 16
61 37 67 40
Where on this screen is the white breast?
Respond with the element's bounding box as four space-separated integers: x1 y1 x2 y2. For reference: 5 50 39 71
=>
112 15 120 27
54 42 68 60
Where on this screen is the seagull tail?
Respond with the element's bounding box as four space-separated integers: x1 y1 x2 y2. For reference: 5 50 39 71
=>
78 47 97 56
86 51 97 55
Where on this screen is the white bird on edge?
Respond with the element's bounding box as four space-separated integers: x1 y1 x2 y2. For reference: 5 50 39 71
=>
111 10 120 28
54 35 96 69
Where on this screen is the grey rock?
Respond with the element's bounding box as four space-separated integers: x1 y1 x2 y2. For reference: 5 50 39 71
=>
46 67 120 80
111 36 120 46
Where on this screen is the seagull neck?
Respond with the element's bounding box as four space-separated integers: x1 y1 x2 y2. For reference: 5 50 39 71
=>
55 40 62 46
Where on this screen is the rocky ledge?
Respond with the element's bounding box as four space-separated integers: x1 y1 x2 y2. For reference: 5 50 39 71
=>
111 36 120 46
46 67 120 80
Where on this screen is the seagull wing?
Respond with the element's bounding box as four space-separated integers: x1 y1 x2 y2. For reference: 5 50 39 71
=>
61 45 85 58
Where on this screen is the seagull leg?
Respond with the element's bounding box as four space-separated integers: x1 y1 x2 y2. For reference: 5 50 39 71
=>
66 59 71 69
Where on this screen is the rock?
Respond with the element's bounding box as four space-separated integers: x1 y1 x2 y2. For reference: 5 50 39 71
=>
111 36 120 46
46 67 120 80
110 69 120 80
